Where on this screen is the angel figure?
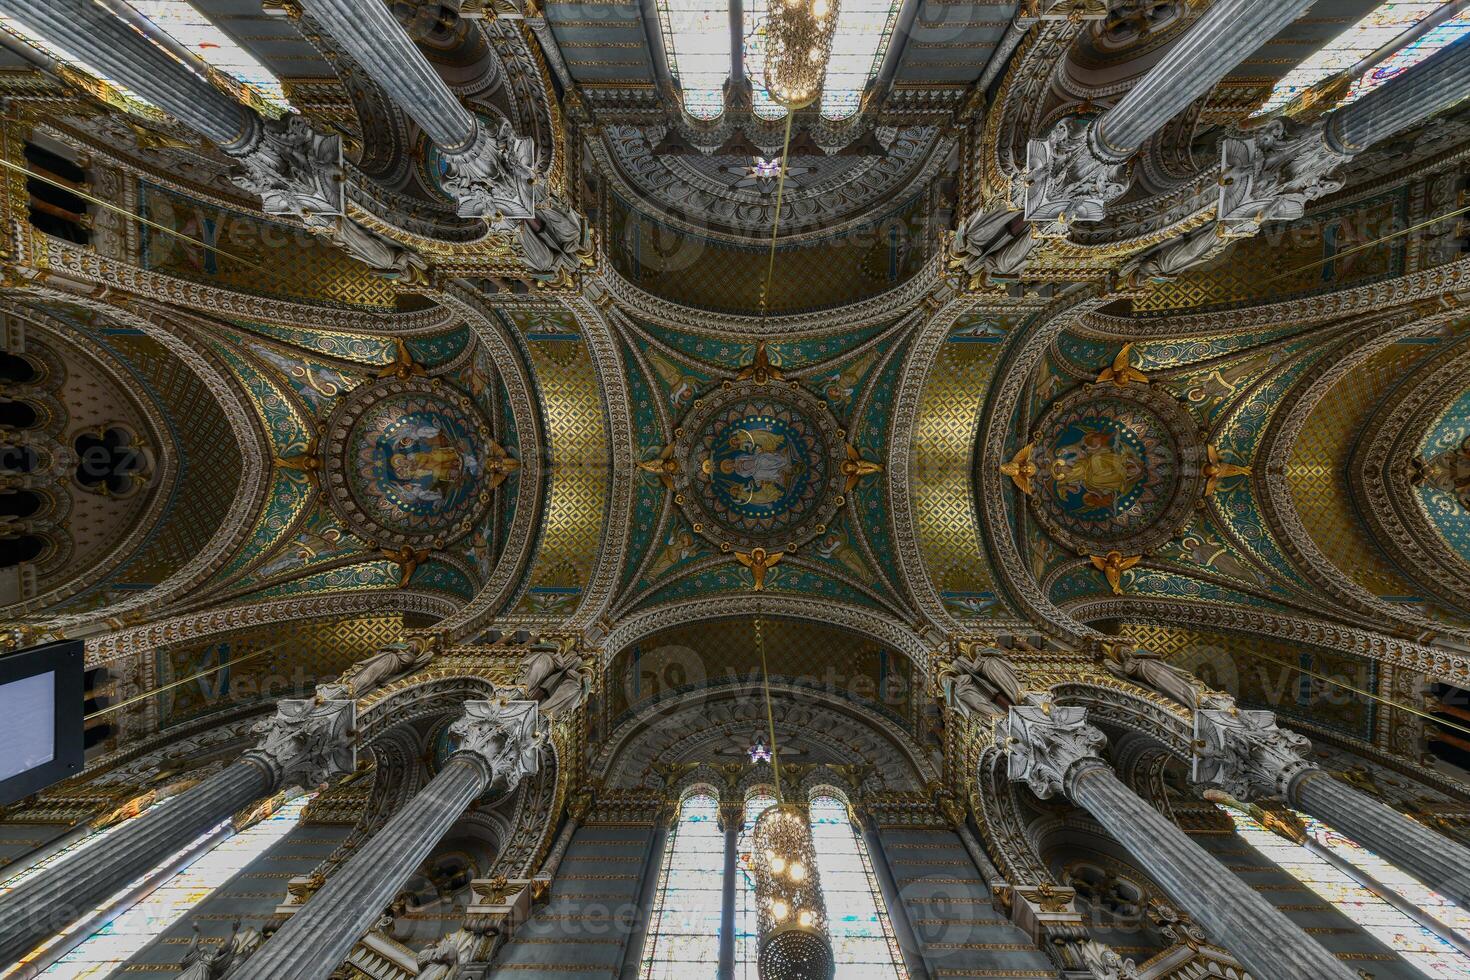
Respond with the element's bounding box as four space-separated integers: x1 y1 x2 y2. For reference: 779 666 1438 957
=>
1096 343 1149 386
520 636 590 718
637 442 680 491
1090 551 1140 595
1203 445 1251 496
841 444 883 492
1000 443 1036 495
1102 642 1205 709
337 636 438 698
736 548 783 591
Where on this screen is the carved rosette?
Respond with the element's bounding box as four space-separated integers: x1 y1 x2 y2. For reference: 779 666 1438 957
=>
1192 705 1314 801
1025 382 1205 557
319 377 496 551
1005 702 1108 800
247 697 357 788
669 377 848 554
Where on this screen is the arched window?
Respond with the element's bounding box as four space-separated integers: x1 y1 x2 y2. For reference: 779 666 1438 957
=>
657 790 906 978
1226 806 1470 976
808 794 906 978
657 0 731 119
13 793 313 975
641 792 726 977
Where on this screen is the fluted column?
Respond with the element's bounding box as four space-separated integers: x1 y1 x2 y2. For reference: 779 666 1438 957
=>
1091 0 1315 159
1328 31 1470 153
0 0 346 221
1006 702 1359 980
0 697 354 966
227 700 544 980
293 0 476 153
717 802 740 980
0 0 254 149
1194 703 1470 911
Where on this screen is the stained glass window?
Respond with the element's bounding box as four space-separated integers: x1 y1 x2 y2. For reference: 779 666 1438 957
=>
819 0 900 119
808 794 907 979
12 794 312 978
1226 807 1470 977
1258 2 1470 115
658 0 731 119
743 0 788 120
641 793 725 978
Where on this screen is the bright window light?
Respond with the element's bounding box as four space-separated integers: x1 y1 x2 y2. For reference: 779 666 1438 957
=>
659 0 731 120
127 1 290 111
744 0 788 120
820 0 899 120
1258 2 1470 114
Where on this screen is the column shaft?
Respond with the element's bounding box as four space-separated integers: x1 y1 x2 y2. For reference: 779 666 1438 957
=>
1069 764 1359 980
1291 770 1470 911
296 0 477 152
1328 32 1470 152
227 754 488 980
0 0 253 148
718 816 738 980
1094 0 1315 157
0 757 273 965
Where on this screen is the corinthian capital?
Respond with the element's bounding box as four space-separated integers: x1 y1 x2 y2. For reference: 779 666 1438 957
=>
1217 118 1352 236
230 113 346 221
1006 701 1108 800
248 697 357 788
441 121 538 222
1192 704 1314 801
448 700 547 796
1023 117 1131 231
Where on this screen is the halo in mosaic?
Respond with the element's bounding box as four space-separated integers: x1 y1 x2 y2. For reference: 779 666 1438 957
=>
322 377 493 550
673 378 845 552
1028 383 1205 556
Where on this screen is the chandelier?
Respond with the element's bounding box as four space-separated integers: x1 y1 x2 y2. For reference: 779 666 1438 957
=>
751 803 835 980
763 0 842 110
748 618 835 980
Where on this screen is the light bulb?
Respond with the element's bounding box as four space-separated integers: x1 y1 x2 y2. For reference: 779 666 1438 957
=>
812 0 828 16
788 863 806 881
770 855 787 874
798 909 813 927
772 900 789 921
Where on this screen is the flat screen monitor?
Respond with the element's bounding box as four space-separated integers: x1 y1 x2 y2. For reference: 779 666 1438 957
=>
0 640 84 807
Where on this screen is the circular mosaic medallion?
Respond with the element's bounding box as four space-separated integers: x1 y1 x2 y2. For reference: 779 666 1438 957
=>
321 377 493 549
1027 384 1204 556
672 379 845 552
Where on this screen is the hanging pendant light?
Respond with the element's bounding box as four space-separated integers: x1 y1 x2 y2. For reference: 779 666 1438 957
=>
764 0 841 111
750 618 835 980
752 803 834 980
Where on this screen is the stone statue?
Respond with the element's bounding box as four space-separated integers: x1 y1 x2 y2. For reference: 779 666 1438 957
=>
955 642 1026 705
415 933 464 980
1103 643 1206 709
337 637 438 698
178 920 261 979
303 212 429 282
944 658 1005 721
520 637 589 718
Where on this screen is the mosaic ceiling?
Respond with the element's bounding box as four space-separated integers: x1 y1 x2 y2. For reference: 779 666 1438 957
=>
0 0 1468 767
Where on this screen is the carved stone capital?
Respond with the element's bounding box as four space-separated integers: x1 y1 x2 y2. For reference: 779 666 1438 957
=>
1192 704 1314 801
1217 118 1352 236
448 699 547 796
1023 117 1131 230
247 697 357 789
1006 702 1108 800
441 120 538 221
230 113 346 220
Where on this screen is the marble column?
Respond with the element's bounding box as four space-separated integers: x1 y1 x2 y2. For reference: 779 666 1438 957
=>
1006 702 1360 980
1327 31 1470 154
0 697 355 966
0 0 345 220
1195 703 1470 911
718 803 740 980
227 700 544 980
1023 0 1317 227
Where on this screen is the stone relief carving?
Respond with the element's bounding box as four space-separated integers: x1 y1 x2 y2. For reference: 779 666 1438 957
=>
1192 704 1313 802
1006 701 1108 800
447 699 547 797
248 696 358 788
